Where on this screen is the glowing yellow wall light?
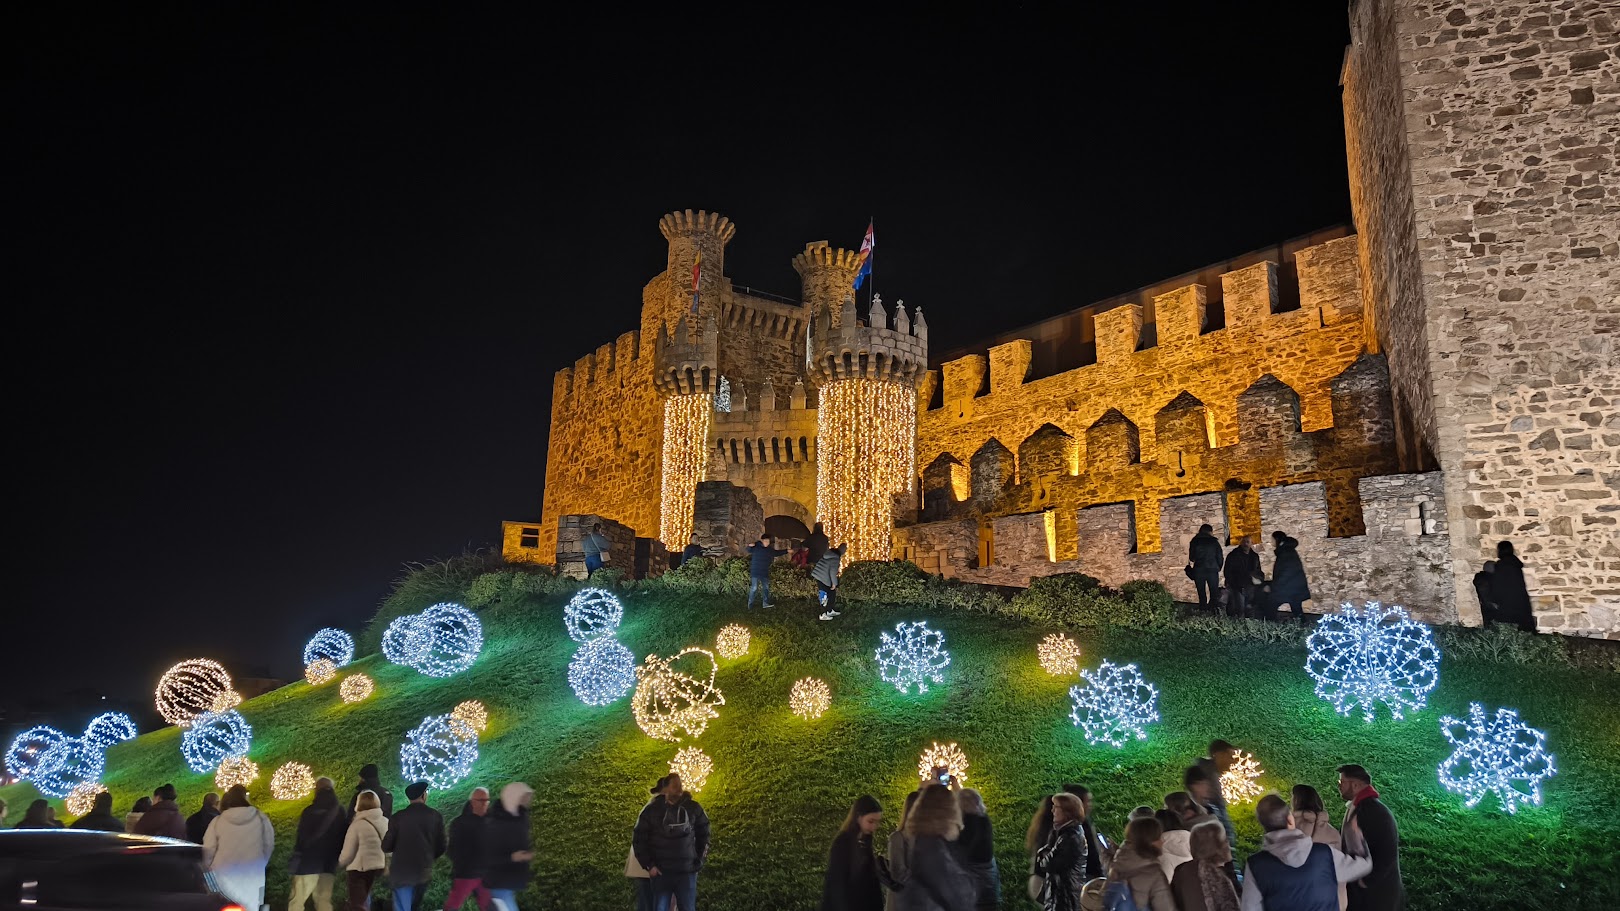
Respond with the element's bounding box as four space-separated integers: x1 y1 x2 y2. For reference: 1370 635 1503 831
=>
660 393 713 548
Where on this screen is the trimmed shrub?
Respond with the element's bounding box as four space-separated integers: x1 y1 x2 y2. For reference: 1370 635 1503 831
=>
466 571 512 608
839 560 932 604
1437 623 1570 667
1009 574 1174 629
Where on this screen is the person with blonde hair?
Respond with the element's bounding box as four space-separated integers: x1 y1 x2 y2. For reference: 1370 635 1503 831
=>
1033 792 1087 911
1170 820 1239 911
482 782 535 911
953 789 999 910
891 783 974 910
883 790 922 911
1104 817 1173 911
338 790 389 911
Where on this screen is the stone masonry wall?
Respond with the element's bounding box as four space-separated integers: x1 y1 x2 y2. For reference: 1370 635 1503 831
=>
705 388 819 528
555 514 636 580
691 480 764 559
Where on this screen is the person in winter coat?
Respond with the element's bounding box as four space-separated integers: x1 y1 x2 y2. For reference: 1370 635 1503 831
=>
1105 817 1174 911
1153 810 1191 883
1336 766 1404 911
1186 524 1225 611
482 783 535 910
1489 540 1537 632
290 777 348 911
445 787 492 910
884 790 921 911
349 763 395 819
746 533 788 608
70 790 125 832
893 783 974 911
633 773 711 911
202 785 275 909
14 799 62 829
822 795 884 911
1291 786 1347 911
816 543 850 621
1168 820 1238 911
134 783 186 840
582 521 612 576
1264 531 1311 621
1186 756 1236 849
186 793 220 844
337 790 389 911
1222 538 1263 619
125 796 150 832
679 535 705 568
954 789 999 910
382 781 446 911
1033 792 1087 911
1241 795 1372 911
805 522 830 566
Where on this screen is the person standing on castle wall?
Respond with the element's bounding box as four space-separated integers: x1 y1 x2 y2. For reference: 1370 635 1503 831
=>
816 543 849 621
1264 531 1311 623
1187 524 1225 612
1223 538 1263 619
583 523 612 577
747 532 787 609
1489 541 1536 633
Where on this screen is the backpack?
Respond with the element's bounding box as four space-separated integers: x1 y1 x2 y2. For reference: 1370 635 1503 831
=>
1102 879 1146 911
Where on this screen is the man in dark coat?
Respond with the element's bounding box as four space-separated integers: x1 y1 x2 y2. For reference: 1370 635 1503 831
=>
634 774 710 911
805 522 830 566
1223 537 1263 619
444 787 491 909
289 777 347 910
1337 764 1404 911
1186 523 1225 611
678 535 705 568
381 780 446 911
185 792 219 843
69 790 124 832
1265 531 1312 622
1473 561 1500 625
348 763 395 819
745 533 787 609
132 784 186 840
1490 541 1537 632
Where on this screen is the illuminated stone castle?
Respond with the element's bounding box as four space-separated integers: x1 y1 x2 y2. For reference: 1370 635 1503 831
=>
507 0 1617 638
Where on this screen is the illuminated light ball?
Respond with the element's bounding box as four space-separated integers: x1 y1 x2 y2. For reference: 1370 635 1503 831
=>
714 624 751 660
385 603 484 678
669 746 713 792
1438 702 1557 814
567 636 637 707
270 762 316 801
210 689 243 713
181 710 253 773
82 712 139 752
1220 750 1266 804
1306 601 1440 722
399 714 479 790
65 781 109 817
564 588 624 643
340 674 375 704
31 738 107 799
1037 633 1082 677
6 725 69 781
917 741 969 785
789 677 832 720
304 658 338 687
156 659 237 727
1068 660 1160 748
632 647 726 742
215 755 260 790
383 613 433 668
451 700 488 734
875 621 950 695
302 628 356 668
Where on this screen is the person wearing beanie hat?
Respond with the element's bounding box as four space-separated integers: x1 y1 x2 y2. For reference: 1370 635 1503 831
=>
381 781 445 910
633 773 710 911
350 763 395 820
482 782 536 910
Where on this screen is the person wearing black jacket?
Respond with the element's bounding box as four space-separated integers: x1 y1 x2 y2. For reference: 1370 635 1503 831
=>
821 795 883 911
382 781 446 911
289 778 347 911
482 783 535 909
805 522 830 567
349 763 395 820
1034 792 1088 911
69 790 124 832
1337 764 1404 911
1223 537 1263 619
955 788 1000 910
1186 524 1225 611
186 793 220 844
1490 540 1537 632
746 533 787 609
1265 531 1312 621
633 774 710 911
444 787 491 910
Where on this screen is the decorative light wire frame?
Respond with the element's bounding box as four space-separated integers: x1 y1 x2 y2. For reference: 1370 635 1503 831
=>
659 393 713 548
1305 601 1440 722
816 378 916 562
302 628 356 668
155 659 237 727
632 647 726 742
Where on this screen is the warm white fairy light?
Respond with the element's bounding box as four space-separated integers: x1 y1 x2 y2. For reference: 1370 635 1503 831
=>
876 621 950 694
303 628 356 668
65 781 108 817
156 659 237 727
669 746 713 792
31 738 106 799
714 624 751 660
632 647 726 742
1037 634 1082 676
400 714 480 790
270 762 316 801
917 742 970 785
304 658 337 686
1438 702 1557 814
340 674 375 704
660 393 713 547
789 677 832 720
1306 601 1440 722
6 725 68 781
817 378 917 562
210 689 243 713
1220 750 1266 804
565 588 624 643
1069 660 1160 747
181 710 252 773
383 603 483 678
215 755 260 790
567 636 638 706
83 712 138 752
452 700 488 733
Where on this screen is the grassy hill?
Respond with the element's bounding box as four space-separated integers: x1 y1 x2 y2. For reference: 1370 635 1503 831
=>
5 567 1619 910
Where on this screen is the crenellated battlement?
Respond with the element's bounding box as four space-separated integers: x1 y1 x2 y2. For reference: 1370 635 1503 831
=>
659 209 736 245
552 329 643 399
719 286 805 343
808 293 929 386
792 241 865 317
653 311 721 395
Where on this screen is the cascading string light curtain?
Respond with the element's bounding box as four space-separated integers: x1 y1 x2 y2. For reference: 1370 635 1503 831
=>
660 393 713 547
816 378 916 562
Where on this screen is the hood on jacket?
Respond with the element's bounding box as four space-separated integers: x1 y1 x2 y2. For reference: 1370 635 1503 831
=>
217 806 263 827
1258 829 1318 866
352 807 386 825
1110 845 1163 877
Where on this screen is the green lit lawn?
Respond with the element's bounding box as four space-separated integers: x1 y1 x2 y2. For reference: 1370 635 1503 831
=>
6 589 1619 910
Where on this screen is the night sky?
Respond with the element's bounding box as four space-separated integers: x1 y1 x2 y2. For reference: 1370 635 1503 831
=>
6 8 1353 727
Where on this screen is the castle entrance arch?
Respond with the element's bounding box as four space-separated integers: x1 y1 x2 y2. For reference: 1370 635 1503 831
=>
764 514 811 545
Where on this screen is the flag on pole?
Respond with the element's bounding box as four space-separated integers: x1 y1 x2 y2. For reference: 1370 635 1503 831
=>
690 250 702 312
853 221 874 290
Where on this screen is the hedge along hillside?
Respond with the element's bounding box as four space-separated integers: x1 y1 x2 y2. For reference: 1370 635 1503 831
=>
4 564 1618 911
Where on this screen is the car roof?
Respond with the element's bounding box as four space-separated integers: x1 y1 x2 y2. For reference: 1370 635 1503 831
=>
0 830 201 858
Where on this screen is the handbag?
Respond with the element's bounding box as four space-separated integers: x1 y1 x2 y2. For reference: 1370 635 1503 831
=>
625 846 650 879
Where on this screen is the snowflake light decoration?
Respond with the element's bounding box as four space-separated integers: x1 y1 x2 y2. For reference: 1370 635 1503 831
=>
304 658 337 686
383 603 483 678
400 714 479 789
6 725 68 781
83 713 138 752
1220 750 1266 804
1306 601 1440 722
789 677 832 720
564 588 624 643
302 628 356 668
875 621 950 695
65 782 108 817
271 762 316 801
156 659 237 727
917 742 969 785
567 636 637 706
31 737 107 799
669 746 713 792
215 755 260 790
452 700 488 733
1438 702 1557 814
632 647 726 742
340 674 375 704
714 624 751 659
181 710 252 773
1037 633 1082 676
1068 660 1160 747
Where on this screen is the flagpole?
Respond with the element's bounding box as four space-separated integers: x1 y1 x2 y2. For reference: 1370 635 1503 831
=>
867 215 875 316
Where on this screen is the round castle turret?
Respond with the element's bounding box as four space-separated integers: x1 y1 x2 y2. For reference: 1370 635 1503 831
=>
807 292 929 387
652 209 734 396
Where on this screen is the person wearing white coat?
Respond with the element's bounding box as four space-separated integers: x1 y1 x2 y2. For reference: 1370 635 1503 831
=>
338 790 390 911
202 785 275 909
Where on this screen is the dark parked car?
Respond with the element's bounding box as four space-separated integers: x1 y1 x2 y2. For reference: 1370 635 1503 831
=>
0 830 245 909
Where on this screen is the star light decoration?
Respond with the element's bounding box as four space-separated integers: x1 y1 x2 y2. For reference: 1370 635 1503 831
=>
875 621 950 694
917 742 969 785
1068 660 1160 747
564 589 624 643
181 710 253 773
83 713 138 752
632 647 726 742
567 636 638 706
302 628 356 668
400 714 480 790
1305 602 1440 722
451 700 488 733
304 658 338 686
156 659 240 727
669 746 713 792
714 624 751 660
215 755 260 790
1438 702 1557 814
65 782 108 817
383 603 484 678
789 677 832 720
6 725 69 781
340 674 375 704
1037 633 1082 676
31 737 107 799
271 762 316 801
1220 750 1266 804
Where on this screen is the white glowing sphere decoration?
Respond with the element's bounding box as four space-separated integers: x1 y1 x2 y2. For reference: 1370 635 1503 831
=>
1220 750 1266 804
65 781 108 817
669 746 713 792
714 624 751 660
1037 633 1082 676
215 755 260 790
383 603 484 678
181 710 253 773
567 636 638 706
632 647 726 742
302 628 356 668
5 725 69 781
31 737 107 799
1306 601 1440 722
271 762 316 801
210 689 243 713
82 713 139 752
1068 660 1160 747
789 677 832 720
399 714 480 790
564 588 624 643
340 674 375 704
383 613 433 667
876 621 950 694
917 742 970 785
156 659 237 727
304 658 338 686
1438 702 1557 814
451 700 488 733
